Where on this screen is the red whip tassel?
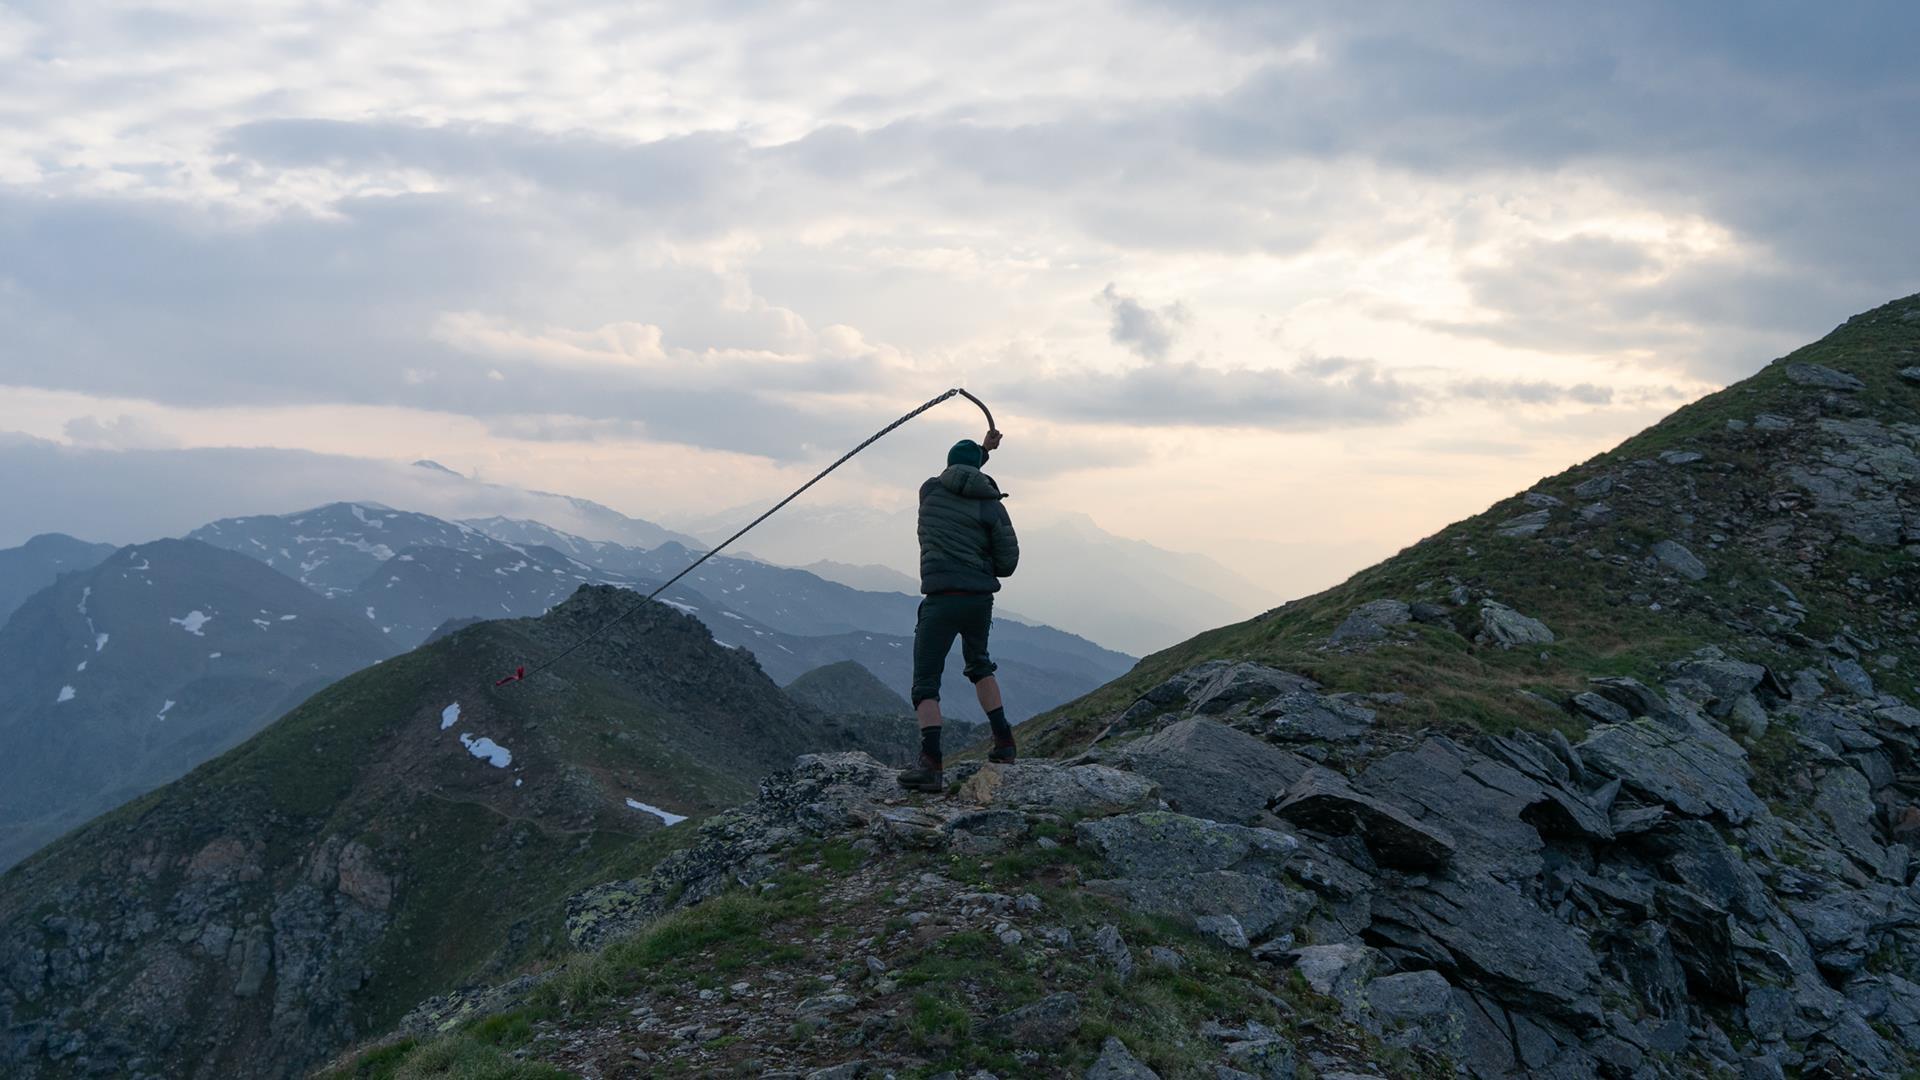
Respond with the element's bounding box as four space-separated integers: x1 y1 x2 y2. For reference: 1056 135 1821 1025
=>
494 666 526 687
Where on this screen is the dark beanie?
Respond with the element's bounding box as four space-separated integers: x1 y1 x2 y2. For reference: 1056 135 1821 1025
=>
947 439 984 468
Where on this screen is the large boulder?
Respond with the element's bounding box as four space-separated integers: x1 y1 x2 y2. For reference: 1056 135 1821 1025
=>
959 761 1158 816
1076 812 1298 880
1368 970 1467 1054
1271 767 1456 872
1667 651 1766 717
1085 1036 1161 1080
1784 363 1865 391
1478 602 1554 649
1113 719 1309 825
1371 872 1602 1024
1259 691 1377 742
1189 663 1321 716
1576 719 1763 824
1651 540 1708 581
1077 812 1312 940
1330 599 1413 644
1355 738 1549 878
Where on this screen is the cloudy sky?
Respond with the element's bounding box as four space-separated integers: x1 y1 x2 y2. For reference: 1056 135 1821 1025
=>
2 1 1915 604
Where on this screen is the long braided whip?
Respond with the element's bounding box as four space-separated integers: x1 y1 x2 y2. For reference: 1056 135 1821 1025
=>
493 387 996 687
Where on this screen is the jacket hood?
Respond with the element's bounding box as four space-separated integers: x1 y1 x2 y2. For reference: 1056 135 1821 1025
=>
938 464 1004 500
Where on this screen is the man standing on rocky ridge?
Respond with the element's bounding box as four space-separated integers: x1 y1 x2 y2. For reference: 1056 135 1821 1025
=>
898 429 1021 792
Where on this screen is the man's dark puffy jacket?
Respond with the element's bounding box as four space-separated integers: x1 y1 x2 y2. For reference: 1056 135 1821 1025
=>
918 464 1019 593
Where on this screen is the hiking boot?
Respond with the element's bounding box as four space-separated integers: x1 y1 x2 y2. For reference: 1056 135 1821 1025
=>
898 753 945 793
987 736 1017 764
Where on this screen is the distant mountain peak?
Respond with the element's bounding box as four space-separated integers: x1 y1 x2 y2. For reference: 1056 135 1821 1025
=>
412 459 463 476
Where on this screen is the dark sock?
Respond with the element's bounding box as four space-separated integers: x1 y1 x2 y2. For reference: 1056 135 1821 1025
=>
919 725 943 765
987 707 1012 742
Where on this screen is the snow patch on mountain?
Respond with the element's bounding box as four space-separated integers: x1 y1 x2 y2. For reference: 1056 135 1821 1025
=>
459 733 512 768
441 703 461 730
624 798 687 826
56 686 75 703
170 610 211 635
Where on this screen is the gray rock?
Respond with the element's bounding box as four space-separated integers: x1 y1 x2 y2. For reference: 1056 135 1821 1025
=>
1827 658 1875 697
1652 539 1708 581
1754 412 1792 431
1784 363 1865 391
1288 943 1382 1016
1272 767 1456 871
1408 601 1452 626
1260 691 1376 742
1224 1037 1297 1080
806 1064 868 1080
1577 718 1763 824
1079 812 1312 938
1572 475 1613 500
1355 738 1550 877
1146 946 1184 972
1587 676 1674 723
232 928 271 998
1900 366 1920 385
959 762 1157 816
1189 663 1320 716
1576 501 1614 525
1086 1036 1160 1080
795 993 859 1021
1522 491 1564 509
1367 970 1465 1052
986 992 1081 1043
1668 654 1766 717
1075 812 1298 880
1114 719 1309 825
1371 872 1601 1023
1195 914 1251 950
1659 450 1704 465
1496 510 1553 538
1330 599 1412 643
1811 767 1887 873
1571 692 1631 726
1478 602 1554 649
1092 925 1134 981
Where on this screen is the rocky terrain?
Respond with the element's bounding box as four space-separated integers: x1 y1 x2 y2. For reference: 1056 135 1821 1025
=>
303 292 1920 1079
